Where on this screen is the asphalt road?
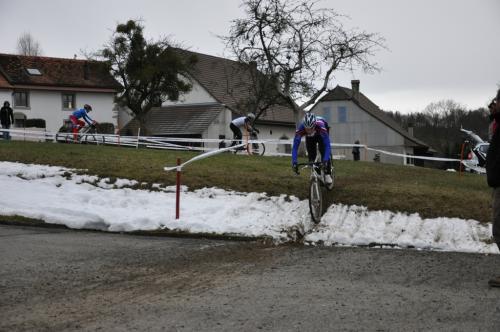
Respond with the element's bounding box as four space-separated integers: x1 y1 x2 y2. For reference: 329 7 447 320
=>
1 224 500 331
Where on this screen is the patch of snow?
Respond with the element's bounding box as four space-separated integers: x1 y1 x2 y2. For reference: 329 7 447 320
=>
0 161 496 254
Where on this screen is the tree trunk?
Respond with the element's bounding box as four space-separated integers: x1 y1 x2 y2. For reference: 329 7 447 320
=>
134 113 150 137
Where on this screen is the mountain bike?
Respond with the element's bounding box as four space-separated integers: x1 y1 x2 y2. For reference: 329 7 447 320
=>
224 128 265 156
56 123 102 144
78 124 102 144
296 157 335 224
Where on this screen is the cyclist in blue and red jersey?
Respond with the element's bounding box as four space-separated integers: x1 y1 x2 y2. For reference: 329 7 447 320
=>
69 104 96 140
292 112 333 187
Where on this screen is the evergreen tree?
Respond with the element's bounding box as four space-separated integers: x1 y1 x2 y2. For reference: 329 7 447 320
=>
100 20 197 134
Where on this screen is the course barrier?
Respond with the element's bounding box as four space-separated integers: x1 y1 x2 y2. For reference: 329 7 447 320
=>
1 127 480 168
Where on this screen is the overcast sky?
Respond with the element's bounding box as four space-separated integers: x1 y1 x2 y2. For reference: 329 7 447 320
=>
1 0 499 113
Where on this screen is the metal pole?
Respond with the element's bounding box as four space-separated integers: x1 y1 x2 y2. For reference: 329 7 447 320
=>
136 127 141 149
116 125 121 146
176 158 181 219
459 143 465 176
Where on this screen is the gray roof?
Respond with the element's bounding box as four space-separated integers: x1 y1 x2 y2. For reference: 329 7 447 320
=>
122 103 223 136
178 50 295 125
320 85 431 149
122 50 296 135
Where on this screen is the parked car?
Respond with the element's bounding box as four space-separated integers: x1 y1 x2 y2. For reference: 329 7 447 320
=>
461 128 488 173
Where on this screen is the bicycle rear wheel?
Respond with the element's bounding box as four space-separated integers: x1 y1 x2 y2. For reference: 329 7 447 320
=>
309 178 323 224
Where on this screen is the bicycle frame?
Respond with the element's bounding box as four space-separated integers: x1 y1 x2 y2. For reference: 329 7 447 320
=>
227 128 265 156
296 161 326 224
76 125 100 144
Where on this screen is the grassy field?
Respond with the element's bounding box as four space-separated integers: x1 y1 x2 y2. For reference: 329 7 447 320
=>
0 141 492 223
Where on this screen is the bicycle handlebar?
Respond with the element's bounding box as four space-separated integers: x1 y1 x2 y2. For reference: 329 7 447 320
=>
295 162 324 167
293 161 324 175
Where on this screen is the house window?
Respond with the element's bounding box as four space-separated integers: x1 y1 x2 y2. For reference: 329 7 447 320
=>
13 91 29 108
62 93 76 109
338 106 347 123
406 154 415 166
322 106 332 123
26 68 42 76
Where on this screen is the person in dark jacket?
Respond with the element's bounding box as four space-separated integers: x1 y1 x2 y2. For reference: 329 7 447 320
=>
487 89 500 288
0 101 14 140
352 140 361 161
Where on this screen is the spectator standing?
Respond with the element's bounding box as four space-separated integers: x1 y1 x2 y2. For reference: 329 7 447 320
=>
487 89 500 288
0 101 14 140
352 140 361 161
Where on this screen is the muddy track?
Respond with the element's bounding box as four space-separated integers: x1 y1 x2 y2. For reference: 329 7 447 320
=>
1 225 500 331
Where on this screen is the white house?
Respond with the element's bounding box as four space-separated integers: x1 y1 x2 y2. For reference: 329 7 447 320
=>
0 53 121 134
120 50 297 154
311 80 433 165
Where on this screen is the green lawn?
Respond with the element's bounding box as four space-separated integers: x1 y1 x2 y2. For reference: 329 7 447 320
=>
0 141 492 223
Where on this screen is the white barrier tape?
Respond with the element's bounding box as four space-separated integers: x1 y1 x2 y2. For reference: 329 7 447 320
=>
164 143 247 171
1 128 474 164
147 144 207 152
0 128 382 149
365 147 462 162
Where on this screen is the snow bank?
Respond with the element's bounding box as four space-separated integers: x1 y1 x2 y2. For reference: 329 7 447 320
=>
0 161 496 254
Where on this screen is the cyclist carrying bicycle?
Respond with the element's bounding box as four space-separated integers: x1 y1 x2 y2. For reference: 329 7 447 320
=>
69 104 96 141
291 112 333 188
229 113 259 149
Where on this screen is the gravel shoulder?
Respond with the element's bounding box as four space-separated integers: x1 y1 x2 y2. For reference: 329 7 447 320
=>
1 224 500 331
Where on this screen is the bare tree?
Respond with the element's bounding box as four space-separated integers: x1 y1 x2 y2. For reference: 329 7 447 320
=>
17 32 43 56
222 0 386 123
219 59 285 121
423 99 465 127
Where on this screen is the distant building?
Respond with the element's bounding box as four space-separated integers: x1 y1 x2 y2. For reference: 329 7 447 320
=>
120 50 296 154
0 53 121 134
311 80 432 165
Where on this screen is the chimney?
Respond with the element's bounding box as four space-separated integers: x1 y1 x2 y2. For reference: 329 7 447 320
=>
351 80 360 100
408 126 414 137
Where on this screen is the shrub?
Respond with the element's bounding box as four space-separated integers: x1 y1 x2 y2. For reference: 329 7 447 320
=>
96 122 115 134
25 118 46 128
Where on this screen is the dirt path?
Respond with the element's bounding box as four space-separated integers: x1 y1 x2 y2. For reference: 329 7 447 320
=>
1 224 500 331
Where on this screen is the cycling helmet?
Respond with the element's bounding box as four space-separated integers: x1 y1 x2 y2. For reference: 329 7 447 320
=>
83 104 92 111
489 98 497 109
247 113 256 121
303 112 317 129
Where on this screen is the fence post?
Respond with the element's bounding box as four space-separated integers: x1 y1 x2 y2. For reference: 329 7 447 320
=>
176 158 181 220
459 143 465 176
136 127 141 149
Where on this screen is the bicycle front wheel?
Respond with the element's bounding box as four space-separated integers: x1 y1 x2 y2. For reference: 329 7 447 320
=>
309 178 323 224
247 142 265 156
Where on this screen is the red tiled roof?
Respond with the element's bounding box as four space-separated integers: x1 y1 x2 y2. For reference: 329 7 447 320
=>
0 71 13 89
0 53 121 91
